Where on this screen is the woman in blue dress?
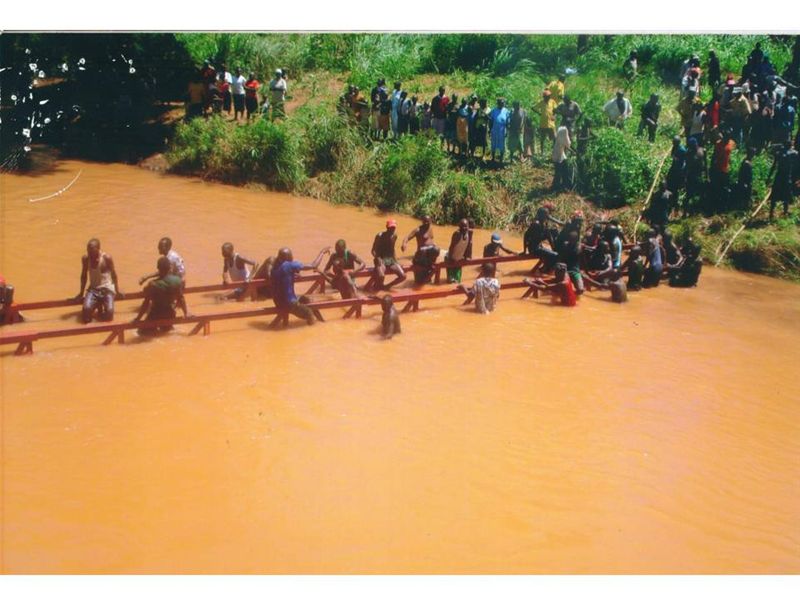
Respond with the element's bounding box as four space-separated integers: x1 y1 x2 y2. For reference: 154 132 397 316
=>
489 98 510 163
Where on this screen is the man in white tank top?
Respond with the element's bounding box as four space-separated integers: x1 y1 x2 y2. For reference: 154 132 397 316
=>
76 238 122 323
221 242 257 301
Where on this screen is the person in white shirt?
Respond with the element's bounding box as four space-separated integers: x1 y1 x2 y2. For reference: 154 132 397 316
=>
603 90 633 129
458 263 501 314
268 68 287 120
552 125 572 191
231 68 247 121
220 63 233 114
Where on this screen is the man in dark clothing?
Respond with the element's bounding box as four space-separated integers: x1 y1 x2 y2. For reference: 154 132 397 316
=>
735 148 755 210
684 137 707 215
523 206 561 274
666 136 688 203
769 141 799 219
554 95 582 137
708 50 721 90
132 256 189 335
637 93 661 143
648 182 673 230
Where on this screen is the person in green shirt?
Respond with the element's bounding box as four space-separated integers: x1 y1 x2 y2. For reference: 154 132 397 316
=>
132 256 190 335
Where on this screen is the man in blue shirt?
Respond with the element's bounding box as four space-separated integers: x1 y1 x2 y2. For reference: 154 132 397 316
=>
270 246 330 326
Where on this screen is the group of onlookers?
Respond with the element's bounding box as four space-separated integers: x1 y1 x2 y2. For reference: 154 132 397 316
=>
661 44 799 219
186 60 289 122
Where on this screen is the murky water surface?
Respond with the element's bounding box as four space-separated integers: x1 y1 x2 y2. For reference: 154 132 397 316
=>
1 161 799 573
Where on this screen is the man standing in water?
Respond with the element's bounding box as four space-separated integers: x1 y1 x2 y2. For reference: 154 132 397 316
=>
445 219 472 283
75 238 123 324
132 256 190 335
458 262 501 314
140 237 186 287
270 247 330 326
370 220 407 291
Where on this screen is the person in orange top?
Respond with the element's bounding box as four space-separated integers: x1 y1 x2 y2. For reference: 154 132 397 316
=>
523 263 577 307
244 72 260 121
709 129 736 211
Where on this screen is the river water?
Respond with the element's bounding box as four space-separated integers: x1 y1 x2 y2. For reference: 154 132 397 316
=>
1 160 799 573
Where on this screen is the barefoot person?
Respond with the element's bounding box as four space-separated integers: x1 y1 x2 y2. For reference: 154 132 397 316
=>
221 242 257 301
270 247 330 326
370 220 407 290
75 238 123 323
140 237 186 286
131 256 190 335
458 262 501 314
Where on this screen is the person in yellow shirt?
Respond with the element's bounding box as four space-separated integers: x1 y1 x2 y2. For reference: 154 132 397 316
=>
547 75 566 103
677 90 702 138
532 90 558 155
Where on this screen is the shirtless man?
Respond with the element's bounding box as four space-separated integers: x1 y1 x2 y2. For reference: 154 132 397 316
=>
75 238 123 323
132 256 190 335
482 232 517 257
221 242 257 301
140 237 186 286
445 219 472 283
370 220 407 291
400 215 435 253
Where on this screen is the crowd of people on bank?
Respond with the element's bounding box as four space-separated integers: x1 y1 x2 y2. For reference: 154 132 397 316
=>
336 42 798 217
182 41 798 220
186 60 289 122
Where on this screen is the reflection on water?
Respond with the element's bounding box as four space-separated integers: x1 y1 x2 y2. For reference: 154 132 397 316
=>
1 161 799 573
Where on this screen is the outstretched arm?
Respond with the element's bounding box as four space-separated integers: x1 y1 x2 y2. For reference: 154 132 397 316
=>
400 228 419 252
303 247 331 271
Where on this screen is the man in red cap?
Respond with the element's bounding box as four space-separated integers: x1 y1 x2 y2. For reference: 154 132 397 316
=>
369 219 406 290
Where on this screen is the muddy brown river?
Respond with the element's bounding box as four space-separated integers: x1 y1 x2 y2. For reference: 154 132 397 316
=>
1 160 799 573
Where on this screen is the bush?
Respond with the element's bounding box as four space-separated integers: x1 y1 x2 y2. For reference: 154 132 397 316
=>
167 116 231 176
228 119 305 189
729 226 800 280
290 106 364 175
167 116 305 190
415 171 490 225
379 134 450 211
578 127 658 207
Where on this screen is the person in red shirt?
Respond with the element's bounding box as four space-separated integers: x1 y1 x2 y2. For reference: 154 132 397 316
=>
709 129 736 212
523 263 577 307
430 86 450 144
244 72 260 121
